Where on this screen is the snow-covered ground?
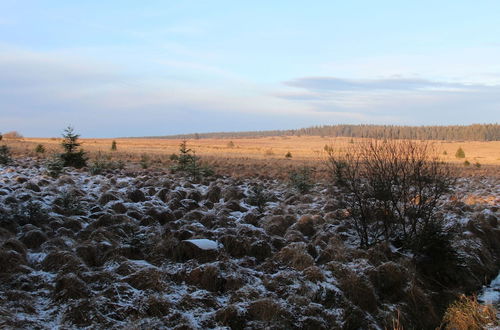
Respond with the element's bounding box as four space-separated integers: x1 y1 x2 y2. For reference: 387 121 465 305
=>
0 158 499 329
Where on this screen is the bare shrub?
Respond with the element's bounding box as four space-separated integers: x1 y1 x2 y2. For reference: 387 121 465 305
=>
2 131 23 139
326 139 455 249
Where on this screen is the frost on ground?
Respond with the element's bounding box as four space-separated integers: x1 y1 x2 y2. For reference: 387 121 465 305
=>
0 158 499 329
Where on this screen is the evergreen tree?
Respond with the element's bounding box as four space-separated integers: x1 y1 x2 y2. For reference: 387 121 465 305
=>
60 126 88 168
455 147 465 159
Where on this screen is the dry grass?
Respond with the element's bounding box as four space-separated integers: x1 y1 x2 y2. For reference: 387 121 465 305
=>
3 136 500 179
441 295 498 330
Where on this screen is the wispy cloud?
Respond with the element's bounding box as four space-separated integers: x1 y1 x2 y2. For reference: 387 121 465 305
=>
279 75 500 124
285 76 481 92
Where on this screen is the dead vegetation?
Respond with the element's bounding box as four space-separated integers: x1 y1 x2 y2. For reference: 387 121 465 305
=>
441 295 498 329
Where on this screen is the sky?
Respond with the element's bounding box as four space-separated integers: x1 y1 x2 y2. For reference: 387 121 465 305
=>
0 0 499 137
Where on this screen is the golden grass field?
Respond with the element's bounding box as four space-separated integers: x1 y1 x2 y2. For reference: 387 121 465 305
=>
3 136 500 178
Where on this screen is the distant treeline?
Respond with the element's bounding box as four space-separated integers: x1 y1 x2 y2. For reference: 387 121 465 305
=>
148 124 500 141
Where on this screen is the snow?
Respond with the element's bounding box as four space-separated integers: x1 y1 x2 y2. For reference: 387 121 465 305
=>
184 239 220 250
479 273 500 305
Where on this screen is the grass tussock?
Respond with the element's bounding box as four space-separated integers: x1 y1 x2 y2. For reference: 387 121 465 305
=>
441 295 498 330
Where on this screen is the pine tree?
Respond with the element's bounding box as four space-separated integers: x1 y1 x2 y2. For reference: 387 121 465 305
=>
455 147 465 159
60 126 88 168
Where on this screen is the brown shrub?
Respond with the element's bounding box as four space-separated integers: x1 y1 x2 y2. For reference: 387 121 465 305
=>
332 266 378 313
247 298 284 322
2 238 27 256
123 267 165 291
54 273 90 301
303 266 326 282
296 215 316 237
187 264 226 292
76 244 101 267
219 235 249 258
62 299 106 327
275 242 314 271
215 304 247 330
42 251 86 273
402 282 439 329
138 294 172 317
368 261 408 302
0 248 26 273
248 240 273 262
20 230 48 249
262 215 294 236
441 295 498 330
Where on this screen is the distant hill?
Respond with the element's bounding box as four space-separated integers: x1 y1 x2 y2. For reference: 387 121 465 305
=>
143 124 500 141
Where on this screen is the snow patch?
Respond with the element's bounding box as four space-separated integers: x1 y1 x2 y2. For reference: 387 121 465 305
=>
184 239 220 250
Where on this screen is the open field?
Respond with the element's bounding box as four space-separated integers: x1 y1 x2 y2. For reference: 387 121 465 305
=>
5 136 500 163
3 136 500 178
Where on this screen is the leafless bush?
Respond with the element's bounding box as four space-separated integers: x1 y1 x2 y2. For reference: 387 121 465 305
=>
326 139 455 248
2 131 23 139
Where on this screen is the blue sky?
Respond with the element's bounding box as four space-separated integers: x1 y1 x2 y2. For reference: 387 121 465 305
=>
1 1 499 137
